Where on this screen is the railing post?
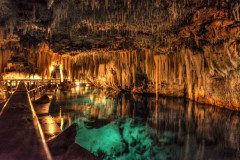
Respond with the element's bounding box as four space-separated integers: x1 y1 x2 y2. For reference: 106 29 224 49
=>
33 90 35 100
10 81 12 93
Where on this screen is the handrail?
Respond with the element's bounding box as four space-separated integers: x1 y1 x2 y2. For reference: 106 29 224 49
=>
25 83 53 160
3 79 61 81
28 85 46 92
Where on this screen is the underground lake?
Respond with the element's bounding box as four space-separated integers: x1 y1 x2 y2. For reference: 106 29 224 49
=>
49 86 240 160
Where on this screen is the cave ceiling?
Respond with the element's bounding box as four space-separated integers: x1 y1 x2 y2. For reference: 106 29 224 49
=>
0 0 238 54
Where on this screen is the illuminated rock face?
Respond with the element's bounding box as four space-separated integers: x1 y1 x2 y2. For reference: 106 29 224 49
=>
1 1 240 110
67 47 240 111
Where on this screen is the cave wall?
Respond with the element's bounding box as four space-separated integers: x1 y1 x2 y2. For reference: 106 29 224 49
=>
64 5 240 111
0 42 60 79
0 49 13 73
67 46 240 111
46 1 240 112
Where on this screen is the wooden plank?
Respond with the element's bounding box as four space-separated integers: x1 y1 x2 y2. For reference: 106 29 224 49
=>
38 115 62 141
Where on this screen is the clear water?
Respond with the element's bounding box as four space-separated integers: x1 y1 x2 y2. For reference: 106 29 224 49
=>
49 86 240 160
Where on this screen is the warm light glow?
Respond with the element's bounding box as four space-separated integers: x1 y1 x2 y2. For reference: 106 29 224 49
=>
75 81 80 86
3 72 42 80
60 64 64 82
50 65 55 73
45 116 58 135
100 77 106 82
12 81 16 86
90 95 94 101
60 117 64 130
101 96 107 104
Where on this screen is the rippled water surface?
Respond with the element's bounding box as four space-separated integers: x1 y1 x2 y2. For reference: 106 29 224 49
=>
49 86 240 160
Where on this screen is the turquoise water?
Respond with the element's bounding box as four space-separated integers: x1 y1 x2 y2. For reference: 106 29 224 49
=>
49 87 240 160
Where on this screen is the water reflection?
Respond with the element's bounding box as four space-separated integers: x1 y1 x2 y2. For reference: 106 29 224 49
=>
49 87 240 160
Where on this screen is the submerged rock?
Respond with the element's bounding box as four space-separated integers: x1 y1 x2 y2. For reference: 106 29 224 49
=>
62 143 98 160
47 123 77 156
34 94 50 104
47 123 98 160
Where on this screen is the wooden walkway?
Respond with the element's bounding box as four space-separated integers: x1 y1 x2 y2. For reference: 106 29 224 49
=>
0 82 52 160
34 102 62 141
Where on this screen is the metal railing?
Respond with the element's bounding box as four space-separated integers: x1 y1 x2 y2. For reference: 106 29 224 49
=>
1 79 60 101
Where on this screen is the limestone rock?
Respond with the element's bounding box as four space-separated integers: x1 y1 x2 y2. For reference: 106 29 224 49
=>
47 123 98 160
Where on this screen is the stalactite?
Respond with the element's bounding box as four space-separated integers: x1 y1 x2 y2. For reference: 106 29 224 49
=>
0 49 12 73
154 54 160 98
35 43 62 79
232 3 240 21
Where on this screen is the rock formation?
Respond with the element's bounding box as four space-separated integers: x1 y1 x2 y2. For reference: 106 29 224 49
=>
47 123 98 160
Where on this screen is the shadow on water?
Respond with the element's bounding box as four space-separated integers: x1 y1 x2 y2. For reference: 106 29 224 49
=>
49 86 240 160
